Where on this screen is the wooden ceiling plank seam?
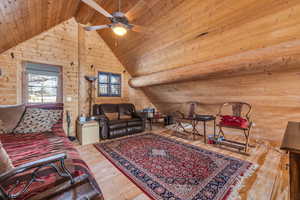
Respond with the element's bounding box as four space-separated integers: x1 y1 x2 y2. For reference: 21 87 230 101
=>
115 0 298 62
110 0 300 76
0 0 20 50
9 0 27 44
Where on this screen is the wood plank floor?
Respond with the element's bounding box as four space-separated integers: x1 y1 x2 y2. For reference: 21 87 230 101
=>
76 126 289 200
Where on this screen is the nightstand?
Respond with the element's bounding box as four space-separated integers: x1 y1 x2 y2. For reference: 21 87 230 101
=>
77 120 100 145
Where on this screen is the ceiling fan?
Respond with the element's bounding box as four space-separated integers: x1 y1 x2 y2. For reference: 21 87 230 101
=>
81 0 145 36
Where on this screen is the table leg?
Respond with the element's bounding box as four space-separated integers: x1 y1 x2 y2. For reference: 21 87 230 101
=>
204 121 207 144
192 120 196 140
149 118 152 130
213 119 216 138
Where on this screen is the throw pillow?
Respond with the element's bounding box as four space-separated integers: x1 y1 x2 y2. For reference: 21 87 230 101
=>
0 142 13 174
14 108 62 134
0 104 25 133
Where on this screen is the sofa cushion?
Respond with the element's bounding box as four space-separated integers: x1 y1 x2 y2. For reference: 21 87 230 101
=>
0 141 13 174
100 104 119 113
0 104 25 133
119 104 135 115
14 108 62 134
0 132 103 199
109 120 127 129
119 114 132 120
106 112 119 120
127 118 143 127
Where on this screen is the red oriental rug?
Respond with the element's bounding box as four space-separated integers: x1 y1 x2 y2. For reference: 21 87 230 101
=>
94 133 257 200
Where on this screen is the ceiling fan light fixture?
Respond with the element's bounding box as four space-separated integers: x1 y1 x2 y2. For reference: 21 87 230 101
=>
112 25 127 36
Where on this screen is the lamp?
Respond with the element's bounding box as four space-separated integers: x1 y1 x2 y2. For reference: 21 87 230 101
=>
112 24 127 36
84 76 97 117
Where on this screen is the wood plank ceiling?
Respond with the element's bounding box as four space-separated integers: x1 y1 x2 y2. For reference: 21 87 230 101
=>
1 0 300 143
0 0 81 53
74 0 300 144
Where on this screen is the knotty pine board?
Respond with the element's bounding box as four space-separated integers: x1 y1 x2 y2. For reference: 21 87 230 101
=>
0 18 153 136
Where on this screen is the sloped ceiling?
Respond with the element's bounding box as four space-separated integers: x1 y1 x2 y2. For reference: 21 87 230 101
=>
1 0 300 143
0 0 80 53
75 0 300 77
74 0 300 143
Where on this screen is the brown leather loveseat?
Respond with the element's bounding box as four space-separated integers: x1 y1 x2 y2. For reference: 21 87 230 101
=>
92 103 145 139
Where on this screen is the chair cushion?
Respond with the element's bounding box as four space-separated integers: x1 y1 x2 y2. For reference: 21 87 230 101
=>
220 115 249 129
14 108 62 134
0 141 13 174
0 104 25 133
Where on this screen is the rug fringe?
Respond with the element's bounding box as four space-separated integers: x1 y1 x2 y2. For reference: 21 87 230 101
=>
226 163 259 200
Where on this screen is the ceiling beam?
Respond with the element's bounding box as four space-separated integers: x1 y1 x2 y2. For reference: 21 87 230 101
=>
129 40 300 88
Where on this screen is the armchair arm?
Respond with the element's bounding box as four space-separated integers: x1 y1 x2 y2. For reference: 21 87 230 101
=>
172 111 185 119
0 153 74 200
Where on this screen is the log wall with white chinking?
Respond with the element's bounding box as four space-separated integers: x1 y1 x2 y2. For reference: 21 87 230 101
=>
0 18 153 136
82 0 300 145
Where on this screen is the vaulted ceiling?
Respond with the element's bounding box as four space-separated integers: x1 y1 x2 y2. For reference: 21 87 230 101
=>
0 0 80 53
1 0 300 143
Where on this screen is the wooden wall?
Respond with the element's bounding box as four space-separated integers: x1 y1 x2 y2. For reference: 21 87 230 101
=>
144 68 300 144
0 18 153 136
85 0 300 144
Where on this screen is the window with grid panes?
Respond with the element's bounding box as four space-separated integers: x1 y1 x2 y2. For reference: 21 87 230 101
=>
24 62 62 104
98 72 121 97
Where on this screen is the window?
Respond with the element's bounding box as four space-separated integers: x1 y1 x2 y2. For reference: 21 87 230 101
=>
23 62 62 104
98 72 121 97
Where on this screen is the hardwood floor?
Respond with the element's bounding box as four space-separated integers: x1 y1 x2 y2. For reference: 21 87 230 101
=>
76 126 289 200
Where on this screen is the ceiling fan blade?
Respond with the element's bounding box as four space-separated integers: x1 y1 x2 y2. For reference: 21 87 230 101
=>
84 24 110 31
81 0 113 18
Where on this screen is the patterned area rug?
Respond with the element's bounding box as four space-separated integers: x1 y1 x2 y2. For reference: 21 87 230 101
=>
94 133 257 200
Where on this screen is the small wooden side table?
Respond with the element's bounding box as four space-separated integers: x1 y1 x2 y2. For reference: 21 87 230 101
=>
77 120 100 145
192 115 216 144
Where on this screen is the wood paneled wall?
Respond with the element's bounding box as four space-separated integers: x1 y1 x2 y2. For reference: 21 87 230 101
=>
80 0 300 144
0 19 80 135
144 68 300 144
0 18 153 136
78 25 154 116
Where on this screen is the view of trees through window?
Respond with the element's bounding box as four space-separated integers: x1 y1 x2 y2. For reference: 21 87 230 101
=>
24 62 61 104
27 73 58 103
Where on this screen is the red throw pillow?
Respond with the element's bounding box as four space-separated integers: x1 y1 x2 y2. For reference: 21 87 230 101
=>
220 115 249 128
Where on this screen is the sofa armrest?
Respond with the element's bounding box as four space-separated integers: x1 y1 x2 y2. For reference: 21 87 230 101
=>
0 153 74 200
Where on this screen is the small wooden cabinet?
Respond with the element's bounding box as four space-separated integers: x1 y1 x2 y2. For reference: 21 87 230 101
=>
281 121 300 200
77 120 100 145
